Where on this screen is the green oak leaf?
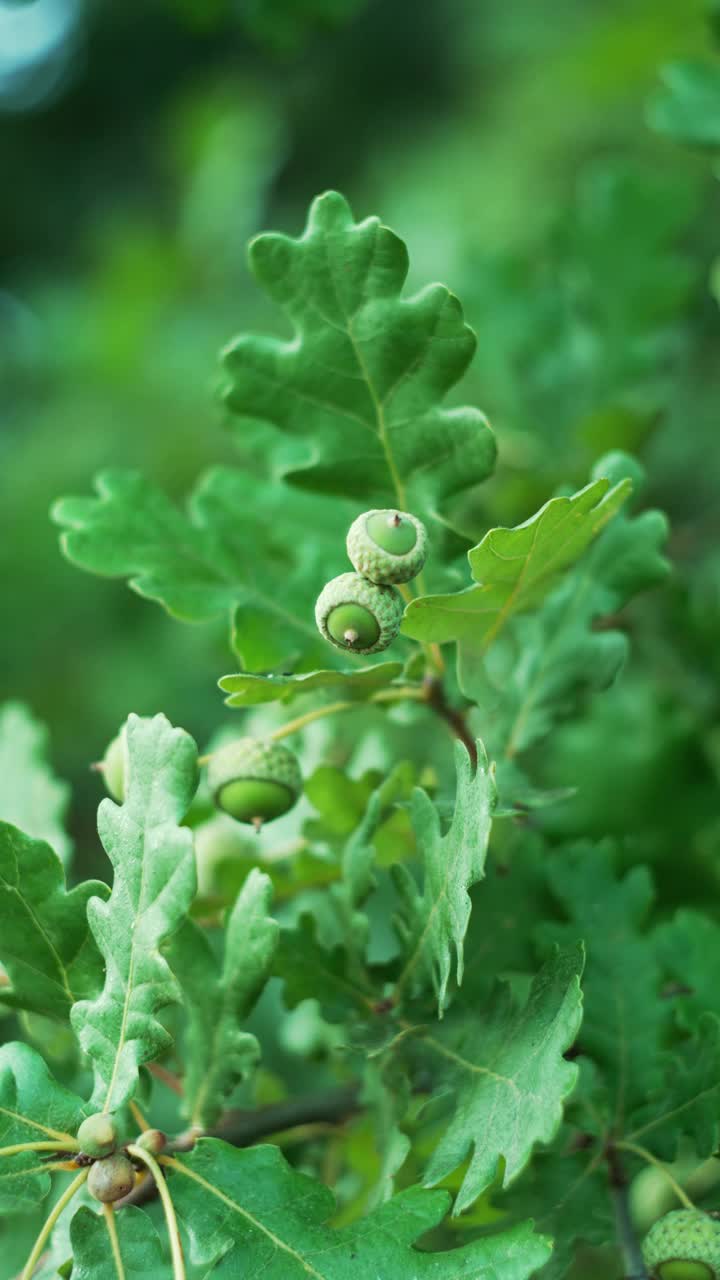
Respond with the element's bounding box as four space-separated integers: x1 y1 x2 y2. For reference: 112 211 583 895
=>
71 713 198 1113
166 1139 550 1278
626 1015 720 1162
539 842 668 1130
462 454 670 756
0 1042 88 1210
70 1204 173 1279
219 661 404 707
221 190 496 524
0 703 72 867
0 822 108 1020
420 946 583 1215
655 909 720 1030
274 914 374 1023
165 868 279 1128
504 1129 613 1280
53 466 348 670
649 61 720 147
402 476 631 654
392 740 497 1013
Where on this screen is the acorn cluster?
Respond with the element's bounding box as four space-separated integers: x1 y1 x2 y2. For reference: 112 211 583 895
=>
315 509 427 656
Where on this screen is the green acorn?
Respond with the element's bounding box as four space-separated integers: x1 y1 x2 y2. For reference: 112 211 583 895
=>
135 1129 166 1156
100 727 127 802
208 738 302 830
315 572 403 655
346 509 427 585
87 1152 135 1204
77 1112 119 1158
643 1208 720 1279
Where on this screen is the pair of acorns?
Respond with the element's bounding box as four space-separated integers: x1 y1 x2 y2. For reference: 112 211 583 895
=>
315 507 427 655
101 509 427 832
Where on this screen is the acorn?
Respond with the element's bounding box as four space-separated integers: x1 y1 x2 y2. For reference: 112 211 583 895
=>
87 1152 135 1204
347 509 427 585
100 727 127 802
208 738 302 831
315 572 403 655
643 1208 720 1280
76 1112 119 1158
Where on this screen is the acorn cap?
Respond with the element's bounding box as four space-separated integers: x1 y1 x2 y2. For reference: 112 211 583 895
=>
347 509 427 585
208 738 302 828
643 1209 720 1280
315 572 403 655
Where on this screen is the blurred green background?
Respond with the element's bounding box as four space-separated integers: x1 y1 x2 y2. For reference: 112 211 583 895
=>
2 0 719 869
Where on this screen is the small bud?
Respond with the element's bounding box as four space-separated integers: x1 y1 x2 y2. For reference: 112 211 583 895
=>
135 1129 166 1156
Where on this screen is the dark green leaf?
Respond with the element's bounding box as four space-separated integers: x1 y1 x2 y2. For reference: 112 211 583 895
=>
420 946 584 1214
70 1205 172 1280
0 822 108 1020
219 661 404 707
166 1139 550 1277
221 190 496 526
0 1043 88 1210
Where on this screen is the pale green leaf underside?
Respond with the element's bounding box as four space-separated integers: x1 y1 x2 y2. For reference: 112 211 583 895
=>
168 1139 550 1278
0 703 72 867
423 946 584 1215
402 476 631 651
71 714 198 1113
222 190 496 522
0 822 108 1020
0 1042 88 1210
393 739 496 1013
53 466 348 671
219 660 403 707
166 868 278 1128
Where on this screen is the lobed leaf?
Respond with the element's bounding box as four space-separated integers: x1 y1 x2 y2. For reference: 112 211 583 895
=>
461 454 670 756
165 1138 550 1278
71 713 198 1113
0 1042 88 1210
402 476 631 654
392 739 496 1013
221 190 496 524
219 661 404 707
53 466 348 670
0 822 108 1020
70 1204 173 1280
421 946 584 1214
0 703 72 867
166 868 279 1128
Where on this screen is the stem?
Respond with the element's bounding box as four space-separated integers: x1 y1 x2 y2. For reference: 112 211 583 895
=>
606 1145 648 1280
615 1140 696 1210
127 1145 185 1280
269 685 425 742
103 1204 126 1280
0 1140 78 1158
21 1167 89 1280
423 675 477 766
147 1063 184 1097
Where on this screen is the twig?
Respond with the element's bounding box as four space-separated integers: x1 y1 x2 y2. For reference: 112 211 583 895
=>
422 676 477 766
114 1084 361 1210
147 1063 184 1097
615 1139 695 1210
606 1145 649 1280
